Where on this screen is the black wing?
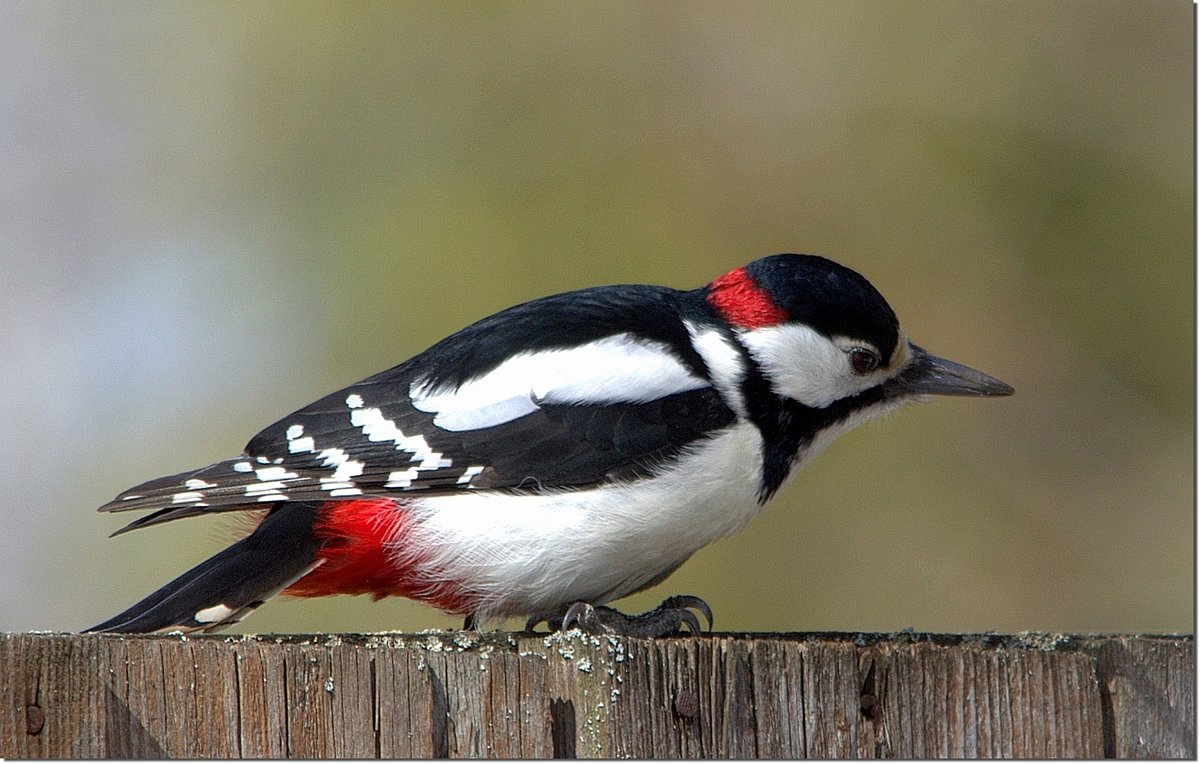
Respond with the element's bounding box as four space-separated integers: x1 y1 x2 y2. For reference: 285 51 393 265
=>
99 285 737 532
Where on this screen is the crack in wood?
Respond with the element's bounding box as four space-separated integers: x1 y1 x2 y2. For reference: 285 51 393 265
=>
428 666 449 757
548 698 576 758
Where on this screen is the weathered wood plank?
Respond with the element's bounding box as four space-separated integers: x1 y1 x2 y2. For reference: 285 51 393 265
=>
871 635 1106 757
0 632 1191 758
1096 634 1195 758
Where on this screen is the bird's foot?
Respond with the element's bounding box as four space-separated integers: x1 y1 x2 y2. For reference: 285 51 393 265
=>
525 594 712 637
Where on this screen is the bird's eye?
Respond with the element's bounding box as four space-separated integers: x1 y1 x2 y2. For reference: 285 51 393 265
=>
849 348 879 375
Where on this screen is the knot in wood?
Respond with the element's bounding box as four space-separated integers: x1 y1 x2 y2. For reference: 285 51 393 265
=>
672 688 698 719
25 704 45 736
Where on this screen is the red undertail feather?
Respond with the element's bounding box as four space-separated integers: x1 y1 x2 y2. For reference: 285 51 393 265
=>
706 266 789 328
282 497 477 614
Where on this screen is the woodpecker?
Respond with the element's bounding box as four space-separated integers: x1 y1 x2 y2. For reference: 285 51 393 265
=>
86 254 1012 636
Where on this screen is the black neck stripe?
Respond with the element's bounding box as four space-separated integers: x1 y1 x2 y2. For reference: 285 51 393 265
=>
729 334 887 502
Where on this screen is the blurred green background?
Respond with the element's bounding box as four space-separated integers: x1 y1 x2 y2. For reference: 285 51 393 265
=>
1 1 1191 635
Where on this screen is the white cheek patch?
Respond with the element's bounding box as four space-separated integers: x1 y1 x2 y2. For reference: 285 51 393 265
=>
738 324 877 408
410 333 709 432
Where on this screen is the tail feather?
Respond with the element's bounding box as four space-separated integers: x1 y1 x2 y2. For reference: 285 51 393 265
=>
85 503 324 633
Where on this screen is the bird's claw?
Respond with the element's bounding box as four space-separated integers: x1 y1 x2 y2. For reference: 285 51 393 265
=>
525 594 713 637
657 594 713 633
561 601 595 632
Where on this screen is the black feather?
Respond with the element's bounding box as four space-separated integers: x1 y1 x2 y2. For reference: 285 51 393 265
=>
85 503 323 633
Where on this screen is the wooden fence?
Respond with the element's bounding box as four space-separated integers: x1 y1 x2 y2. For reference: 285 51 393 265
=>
1 631 1192 758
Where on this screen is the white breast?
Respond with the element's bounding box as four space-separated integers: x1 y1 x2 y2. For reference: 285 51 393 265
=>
396 420 766 621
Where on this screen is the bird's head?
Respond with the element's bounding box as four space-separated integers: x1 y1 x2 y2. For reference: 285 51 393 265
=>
705 253 1013 410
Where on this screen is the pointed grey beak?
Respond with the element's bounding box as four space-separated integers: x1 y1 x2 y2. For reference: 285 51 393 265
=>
886 344 1014 398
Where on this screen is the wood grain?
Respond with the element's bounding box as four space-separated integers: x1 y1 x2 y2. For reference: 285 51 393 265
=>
1 632 1191 758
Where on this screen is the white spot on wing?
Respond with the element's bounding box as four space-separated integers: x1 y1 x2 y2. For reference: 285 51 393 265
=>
184 478 217 490
315 447 350 470
457 465 485 485
255 466 298 481
410 333 708 432
330 458 364 481
233 461 253 473
284 421 317 455
289 436 316 454
268 391 458 494
244 480 287 497
349 406 451 471
307 447 365 494
320 477 362 493
386 468 419 489
172 491 205 504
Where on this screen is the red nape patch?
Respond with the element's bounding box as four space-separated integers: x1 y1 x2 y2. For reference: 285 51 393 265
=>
281 498 478 615
706 267 789 328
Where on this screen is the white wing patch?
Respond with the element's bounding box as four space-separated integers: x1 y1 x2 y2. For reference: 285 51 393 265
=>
409 333 708 432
